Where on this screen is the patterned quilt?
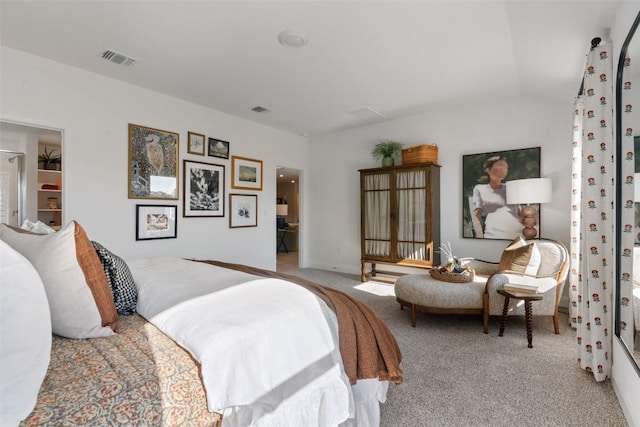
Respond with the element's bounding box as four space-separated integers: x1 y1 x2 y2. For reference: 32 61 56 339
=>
21 315 222 427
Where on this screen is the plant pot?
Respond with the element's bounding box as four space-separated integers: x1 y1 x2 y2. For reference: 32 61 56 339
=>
44 163 57 170
382 157 394 167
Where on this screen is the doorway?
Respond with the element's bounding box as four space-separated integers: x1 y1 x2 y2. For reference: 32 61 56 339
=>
0 151 23 226
276 167 300 273
0 120 63 228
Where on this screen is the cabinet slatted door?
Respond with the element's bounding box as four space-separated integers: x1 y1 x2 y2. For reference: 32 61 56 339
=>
362 172 391 258
360 163 440 282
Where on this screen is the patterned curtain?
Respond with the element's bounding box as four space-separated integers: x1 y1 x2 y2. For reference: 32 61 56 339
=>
569 41 614 381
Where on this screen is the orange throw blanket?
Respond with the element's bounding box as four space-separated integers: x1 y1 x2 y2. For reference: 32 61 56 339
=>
194 260 403 385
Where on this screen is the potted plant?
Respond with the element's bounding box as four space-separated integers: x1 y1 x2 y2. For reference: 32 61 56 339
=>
38 146 61 170
371 139 403 167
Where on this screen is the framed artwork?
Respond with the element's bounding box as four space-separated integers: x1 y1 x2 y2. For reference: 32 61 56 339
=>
136 204 177 240
183 160 225 217
187 132 206 156
208 137 230 159
462 147 541 240
128 123 179 200
231 156 263 190
229 193 258 228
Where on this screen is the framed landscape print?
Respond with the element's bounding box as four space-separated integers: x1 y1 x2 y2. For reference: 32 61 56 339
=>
128 123 179 200
183 160 225 217
229 193 258 228
187 131 205 156
462 147 541 240
135 204 177 240
208 137 230 159
231 156 263 190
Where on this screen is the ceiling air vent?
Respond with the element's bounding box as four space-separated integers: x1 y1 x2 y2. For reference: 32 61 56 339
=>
350 107 385 124
101 50 136 67
251 105 271 113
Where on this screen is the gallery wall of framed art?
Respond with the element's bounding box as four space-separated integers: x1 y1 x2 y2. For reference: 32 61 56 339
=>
129 123 270 236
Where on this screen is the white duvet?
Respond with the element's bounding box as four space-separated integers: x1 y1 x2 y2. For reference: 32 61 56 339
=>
128 257 382 427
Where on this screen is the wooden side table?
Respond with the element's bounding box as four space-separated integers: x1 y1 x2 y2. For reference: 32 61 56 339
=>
497 288 543 348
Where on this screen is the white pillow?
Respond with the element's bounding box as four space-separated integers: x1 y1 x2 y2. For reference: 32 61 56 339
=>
525 243 542 276
0 221 118 338
0 240 52 426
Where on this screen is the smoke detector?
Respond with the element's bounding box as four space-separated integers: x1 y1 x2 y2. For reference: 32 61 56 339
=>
101 49 136 67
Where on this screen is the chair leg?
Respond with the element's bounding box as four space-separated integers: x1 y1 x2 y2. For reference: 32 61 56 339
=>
553 313 560 334
483 293 489 334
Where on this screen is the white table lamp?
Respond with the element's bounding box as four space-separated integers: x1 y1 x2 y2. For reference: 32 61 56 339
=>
276 204 289 217
506 178 552 239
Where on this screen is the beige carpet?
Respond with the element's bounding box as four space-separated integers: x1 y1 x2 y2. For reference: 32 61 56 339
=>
287 268 628 427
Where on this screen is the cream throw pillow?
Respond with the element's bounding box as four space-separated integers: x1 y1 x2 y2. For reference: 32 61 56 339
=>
0 221 118 338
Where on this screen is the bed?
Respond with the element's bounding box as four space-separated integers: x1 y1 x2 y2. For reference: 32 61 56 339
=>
0 221 402 426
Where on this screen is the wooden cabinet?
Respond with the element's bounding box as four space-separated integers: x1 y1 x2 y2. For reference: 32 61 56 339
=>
359 163 440 281
37 169 62 230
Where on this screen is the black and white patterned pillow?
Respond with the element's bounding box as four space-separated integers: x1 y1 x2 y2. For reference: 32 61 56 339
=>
91 241 137 315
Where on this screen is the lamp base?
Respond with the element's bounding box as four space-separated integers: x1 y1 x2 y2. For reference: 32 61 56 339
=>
522 227 538 239
520 205 538 239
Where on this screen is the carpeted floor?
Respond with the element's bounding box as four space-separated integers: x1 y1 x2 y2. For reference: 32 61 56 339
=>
287 268 629 427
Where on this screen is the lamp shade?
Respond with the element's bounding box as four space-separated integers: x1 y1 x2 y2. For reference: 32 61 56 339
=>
276 204 289 216
506 178 552 205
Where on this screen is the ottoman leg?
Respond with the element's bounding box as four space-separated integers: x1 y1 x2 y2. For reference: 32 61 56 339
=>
411 304 417 327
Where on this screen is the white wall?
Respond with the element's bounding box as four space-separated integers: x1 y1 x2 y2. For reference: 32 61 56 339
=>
307 94 571 274
0 47 309 270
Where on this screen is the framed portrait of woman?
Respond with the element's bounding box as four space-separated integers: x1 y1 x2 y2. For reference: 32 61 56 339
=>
462 147 541 240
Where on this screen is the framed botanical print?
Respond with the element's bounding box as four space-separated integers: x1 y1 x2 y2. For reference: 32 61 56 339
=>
187 132 206 156
183 160 225 217
462 147 541 240
229 193 258 228
135 204 177 240
231 156 263 190
128 123 179 200
208 137 230 159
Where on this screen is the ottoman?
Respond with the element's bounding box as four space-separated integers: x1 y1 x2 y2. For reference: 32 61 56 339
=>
394 273 487 329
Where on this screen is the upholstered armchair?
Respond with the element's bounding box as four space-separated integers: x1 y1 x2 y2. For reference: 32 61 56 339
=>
465 238 570 334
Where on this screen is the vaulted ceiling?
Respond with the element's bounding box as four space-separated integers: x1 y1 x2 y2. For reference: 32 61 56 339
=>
0 1 624 136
